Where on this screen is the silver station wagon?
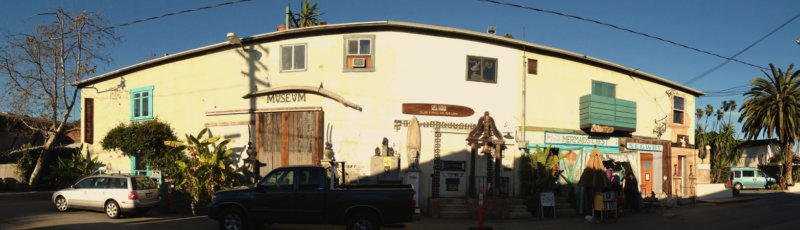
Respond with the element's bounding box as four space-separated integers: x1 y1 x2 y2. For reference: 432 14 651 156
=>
52 174 160 218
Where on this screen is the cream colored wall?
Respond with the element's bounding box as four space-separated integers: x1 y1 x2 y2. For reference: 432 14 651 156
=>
522 51 696 142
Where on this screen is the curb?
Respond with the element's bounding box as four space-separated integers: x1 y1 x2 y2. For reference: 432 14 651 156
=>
696 197 757 204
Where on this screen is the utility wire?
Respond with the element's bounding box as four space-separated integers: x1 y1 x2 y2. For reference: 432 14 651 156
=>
478 0 768 71
683 12 800 86
1 0 254 48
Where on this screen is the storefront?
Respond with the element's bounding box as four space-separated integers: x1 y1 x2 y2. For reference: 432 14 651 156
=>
620 138 669 196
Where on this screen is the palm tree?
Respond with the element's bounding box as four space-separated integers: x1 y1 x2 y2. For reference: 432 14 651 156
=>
715 109 724 130
727 100 737 124
739 64 800 186
704 104 714 129
696 108 704 128
292 0 323 28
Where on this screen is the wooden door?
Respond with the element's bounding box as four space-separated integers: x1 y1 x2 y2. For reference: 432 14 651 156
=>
640 153 653 196
256 111 323 177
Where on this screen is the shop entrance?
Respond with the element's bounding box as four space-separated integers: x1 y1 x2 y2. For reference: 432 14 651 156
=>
256 111 324 176
640 153 653 195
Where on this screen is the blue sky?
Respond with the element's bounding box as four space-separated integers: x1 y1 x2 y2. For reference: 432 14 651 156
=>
2 0 800 135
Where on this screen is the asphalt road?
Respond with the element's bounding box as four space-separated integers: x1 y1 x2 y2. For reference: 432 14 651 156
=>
1 190 799 230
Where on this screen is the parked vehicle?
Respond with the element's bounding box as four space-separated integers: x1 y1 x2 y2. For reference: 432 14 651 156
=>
728 167 776 190
208 165 420 230
52 174 160 218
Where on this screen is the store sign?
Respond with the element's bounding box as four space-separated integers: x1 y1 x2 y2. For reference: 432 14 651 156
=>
626 143 664 152
545 132 618 147
441 160 466 171
402 103 474 117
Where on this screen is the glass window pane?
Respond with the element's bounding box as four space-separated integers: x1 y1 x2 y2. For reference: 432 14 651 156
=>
467 57 482 81
294 45 305 70
142 97 149 117
134 98 141 117
674 97 684 110
592 82 602 96
606 83 615 98
482 58 496 82
281 46 293 70
93 177 109 188
142 92 148 97
673 110 683 124
743 171 754 177
359 39 371 54
75 178 94 189
298 169 321 190
347 40 358 55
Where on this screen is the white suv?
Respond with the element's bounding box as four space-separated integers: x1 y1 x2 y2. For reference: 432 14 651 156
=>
52 174 160 218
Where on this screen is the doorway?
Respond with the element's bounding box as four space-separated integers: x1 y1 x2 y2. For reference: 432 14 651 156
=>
256 111 324 176
640 153 653 196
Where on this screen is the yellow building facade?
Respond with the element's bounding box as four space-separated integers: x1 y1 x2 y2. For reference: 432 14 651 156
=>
76 21 703 212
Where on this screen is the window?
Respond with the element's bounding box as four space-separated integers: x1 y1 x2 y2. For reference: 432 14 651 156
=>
733 171 741 178
110 178 128 189
343 35 375 71
259 169 294 190
466 55 498 83
673 96 684 124
758 171 766 178
130 86 154 122
298 169 321 190
527 58 538 75
133 177 157 190
84 98 94 143
74 178 94 189
742 170 754 177
592 81 616 98
281 44 306 71
92 177 110 188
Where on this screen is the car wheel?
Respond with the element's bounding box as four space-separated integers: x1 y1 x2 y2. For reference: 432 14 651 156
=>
734 183 743 190
105 200 121 219
218 208 248 230
347 212 381 230
55 196 69 212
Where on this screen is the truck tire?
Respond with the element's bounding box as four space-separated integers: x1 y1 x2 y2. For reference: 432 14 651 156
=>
218 208 248 230
734 183 743 190
347 212 381 230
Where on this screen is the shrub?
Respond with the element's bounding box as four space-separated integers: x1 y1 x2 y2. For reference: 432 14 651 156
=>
15 144 81 190
101 119 179 171
46 147 98 189
770 183 783 190
519 145 563 213
164 128 240 208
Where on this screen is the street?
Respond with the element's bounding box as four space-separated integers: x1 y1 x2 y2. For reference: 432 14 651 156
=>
1 190 799 230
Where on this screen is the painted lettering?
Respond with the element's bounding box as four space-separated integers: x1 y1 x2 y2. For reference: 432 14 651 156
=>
265 93 307 103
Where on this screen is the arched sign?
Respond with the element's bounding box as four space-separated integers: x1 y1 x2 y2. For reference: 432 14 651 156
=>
402 103 474 117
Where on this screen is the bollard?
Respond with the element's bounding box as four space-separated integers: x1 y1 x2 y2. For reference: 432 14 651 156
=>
478 186 484 228
468 186 491 230
166 179 173 213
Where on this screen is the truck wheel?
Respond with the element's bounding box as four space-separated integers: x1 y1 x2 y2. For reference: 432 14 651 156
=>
347 212 381 230
734 183 743 190
219 208 248 230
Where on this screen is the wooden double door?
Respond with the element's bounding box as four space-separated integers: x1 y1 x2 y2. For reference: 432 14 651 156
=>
256 111 324 177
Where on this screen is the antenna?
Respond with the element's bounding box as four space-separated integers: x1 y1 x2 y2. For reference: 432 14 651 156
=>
487 25 496 35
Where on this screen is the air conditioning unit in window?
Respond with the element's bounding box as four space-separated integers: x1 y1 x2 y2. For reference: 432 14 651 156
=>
352 58 366 68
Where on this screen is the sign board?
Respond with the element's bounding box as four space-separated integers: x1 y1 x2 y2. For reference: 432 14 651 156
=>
626 143 664 152
441 160 466 171
402 103 475 117
540 192 555 207
545 132 619 147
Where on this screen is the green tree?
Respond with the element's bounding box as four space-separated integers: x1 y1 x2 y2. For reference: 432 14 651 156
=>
47 147 98 189
101 119 179 171
739 63 800 186
291 0 323 28
1 9 117 188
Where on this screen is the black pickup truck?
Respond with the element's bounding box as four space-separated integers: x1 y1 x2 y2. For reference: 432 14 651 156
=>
208 165 420 230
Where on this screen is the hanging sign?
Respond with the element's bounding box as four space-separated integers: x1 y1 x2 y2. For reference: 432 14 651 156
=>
402 103 474 117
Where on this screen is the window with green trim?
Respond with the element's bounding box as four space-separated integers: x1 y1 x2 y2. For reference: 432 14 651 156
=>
130 86 154 121
592 81 616 98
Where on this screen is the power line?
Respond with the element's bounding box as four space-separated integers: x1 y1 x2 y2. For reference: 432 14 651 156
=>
103 0 254 31
683 12 800 86
1 0 254 48
478 0 768 70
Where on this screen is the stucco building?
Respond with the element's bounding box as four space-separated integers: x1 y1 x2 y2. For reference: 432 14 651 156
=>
74 21 703 214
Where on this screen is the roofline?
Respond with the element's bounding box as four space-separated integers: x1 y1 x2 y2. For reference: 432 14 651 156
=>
72 21 704 96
